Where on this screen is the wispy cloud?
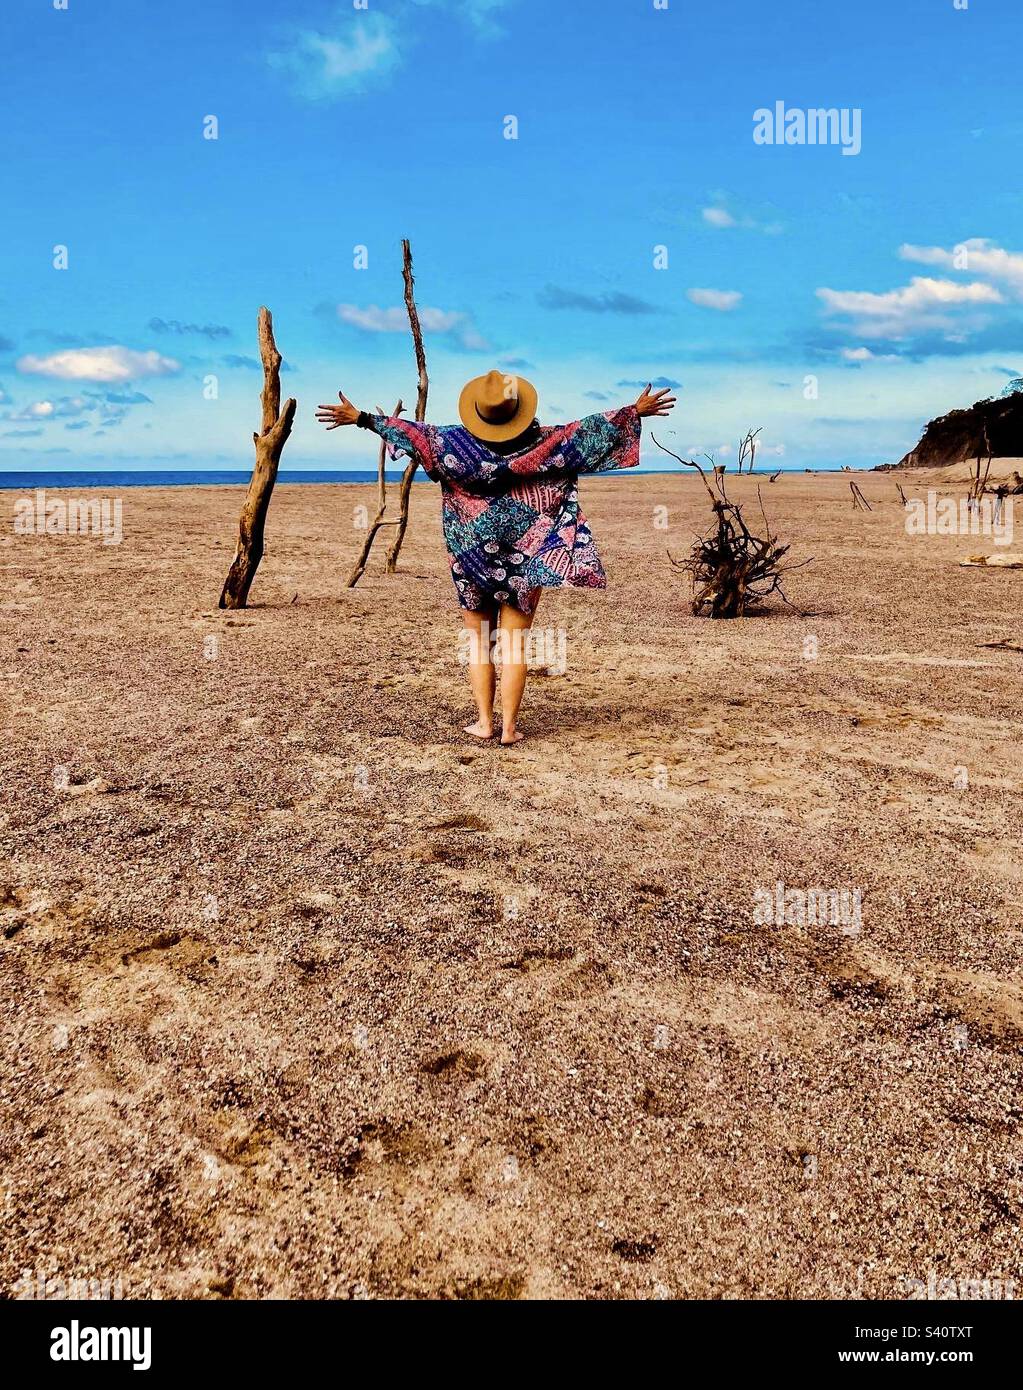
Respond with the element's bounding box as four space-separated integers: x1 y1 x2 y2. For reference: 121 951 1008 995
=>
267 1 519 102
687 288 742 311
410 0 516 34
616 376 682 389
1 386 151 431
700 195 783 235
16 346 181 383
538 285 658 315
337 303 489 351
807 317 1023 363
149 317 232 340
5 396 88 421
94 389 154 405
268 13 401 100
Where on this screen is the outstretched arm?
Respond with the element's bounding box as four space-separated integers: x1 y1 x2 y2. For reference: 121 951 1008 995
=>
537 386 675 478
316 391 440 475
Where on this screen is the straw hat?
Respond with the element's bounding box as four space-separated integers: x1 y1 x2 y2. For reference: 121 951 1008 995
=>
458 369 538 442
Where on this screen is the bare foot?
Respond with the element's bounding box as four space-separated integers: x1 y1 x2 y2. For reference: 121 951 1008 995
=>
464 719 494 740
500 729 524 746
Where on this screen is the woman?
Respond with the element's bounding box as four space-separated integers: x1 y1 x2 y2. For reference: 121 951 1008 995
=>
317 372 675 744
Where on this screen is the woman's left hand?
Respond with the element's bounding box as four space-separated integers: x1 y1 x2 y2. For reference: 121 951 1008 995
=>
315 391 361 429
635 384 677 418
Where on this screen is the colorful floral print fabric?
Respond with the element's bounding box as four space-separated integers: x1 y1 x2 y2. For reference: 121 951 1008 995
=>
366 406 641 613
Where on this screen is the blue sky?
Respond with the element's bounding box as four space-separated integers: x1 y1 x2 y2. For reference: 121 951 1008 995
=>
2 0 1021 472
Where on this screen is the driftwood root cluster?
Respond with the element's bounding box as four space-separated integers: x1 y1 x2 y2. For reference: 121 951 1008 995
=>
653 434 810 619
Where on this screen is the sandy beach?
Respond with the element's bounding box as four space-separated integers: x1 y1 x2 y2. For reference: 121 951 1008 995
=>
1 467 1021 1301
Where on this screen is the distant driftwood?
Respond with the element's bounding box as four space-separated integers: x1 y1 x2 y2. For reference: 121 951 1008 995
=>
219 308 296 609
347 239 429 586
849 481 872 512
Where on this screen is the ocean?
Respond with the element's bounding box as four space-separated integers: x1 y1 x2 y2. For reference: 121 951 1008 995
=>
0 469 399 490
0 464 860 491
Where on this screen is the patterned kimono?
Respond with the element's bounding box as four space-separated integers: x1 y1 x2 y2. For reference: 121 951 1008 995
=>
364 406 642 614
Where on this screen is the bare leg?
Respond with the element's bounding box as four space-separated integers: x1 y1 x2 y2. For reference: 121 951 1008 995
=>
497 594 540 745
460 604 498 738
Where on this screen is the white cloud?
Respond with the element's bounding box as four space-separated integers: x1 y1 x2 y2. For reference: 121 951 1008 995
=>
16 347 181 382
816 276 1002 340
268 15 401 99
899 238 1023 299
700 196 783 235
687 288 743 311
840 346 900 364
841 347 873 361
337 303 488 350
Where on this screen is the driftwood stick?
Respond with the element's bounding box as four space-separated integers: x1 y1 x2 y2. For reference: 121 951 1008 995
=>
385 238 429 574
347 399 403 588
967 425 994 511
219 308 296 609
850 481 872 512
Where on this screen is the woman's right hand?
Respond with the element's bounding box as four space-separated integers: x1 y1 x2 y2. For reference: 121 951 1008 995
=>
315 391 361 430
635 384 677 418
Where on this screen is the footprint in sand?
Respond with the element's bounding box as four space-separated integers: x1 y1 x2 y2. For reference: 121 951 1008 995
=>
419 1049 487 1081
425 813 490 833
500 945 576 972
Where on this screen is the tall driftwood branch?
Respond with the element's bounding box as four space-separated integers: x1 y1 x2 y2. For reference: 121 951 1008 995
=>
344 240 430 584
219 308 296 609
385 238 429 574
346 398 403 587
